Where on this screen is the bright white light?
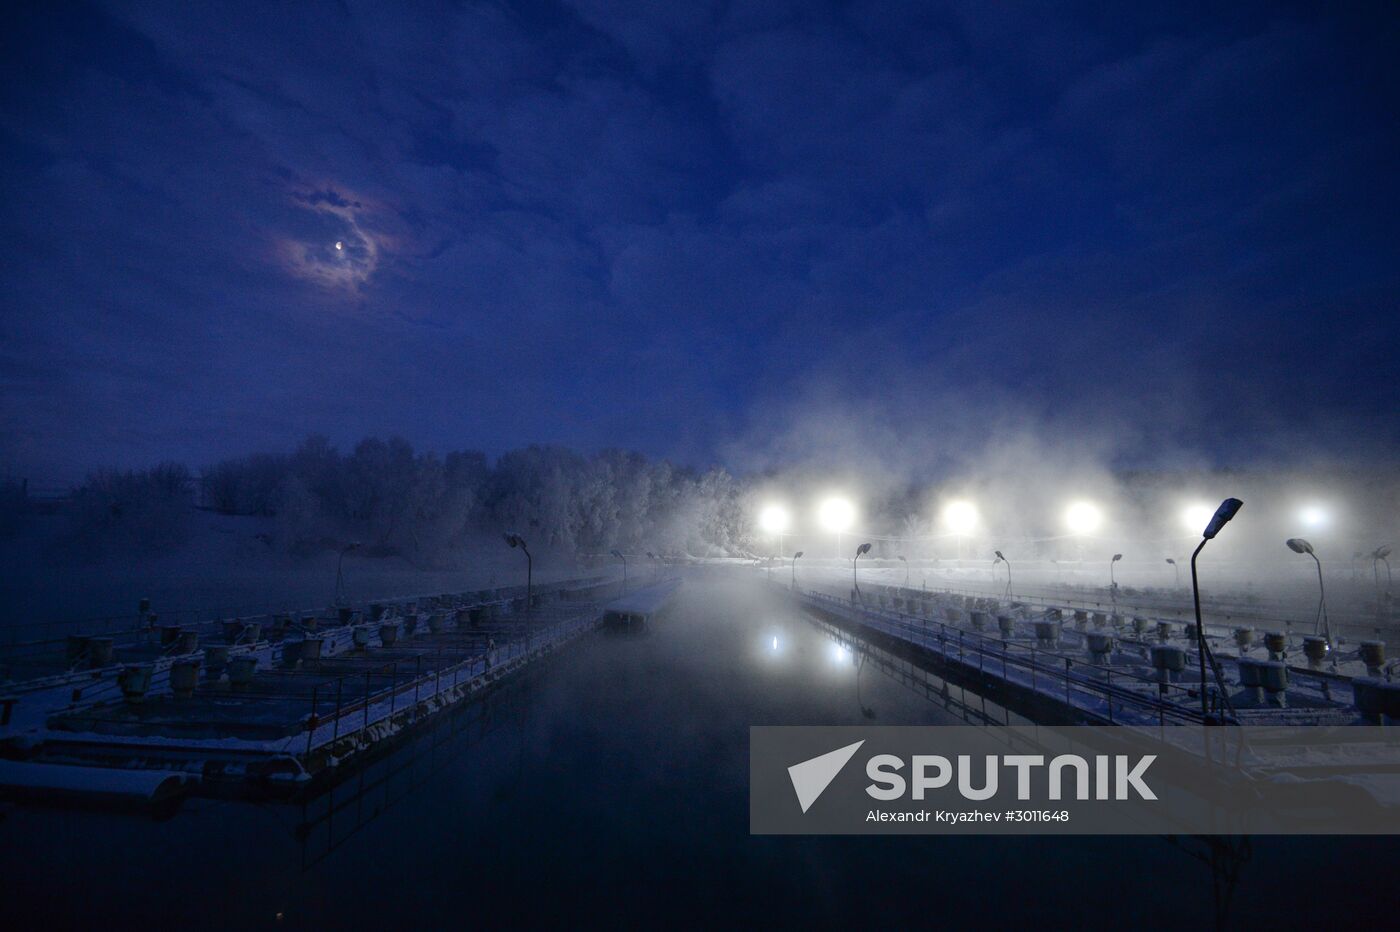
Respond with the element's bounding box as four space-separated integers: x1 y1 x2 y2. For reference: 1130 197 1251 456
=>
1299 505 1328 529
817 496 856 534
771 635 779 652
758 503 791 535
335 241 344 251
830 642 851 665
1181 504 1214 533
942 500 979 534
1065 501 1103 535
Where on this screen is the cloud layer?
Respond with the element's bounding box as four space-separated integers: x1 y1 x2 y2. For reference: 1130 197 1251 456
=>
1 1 1396 481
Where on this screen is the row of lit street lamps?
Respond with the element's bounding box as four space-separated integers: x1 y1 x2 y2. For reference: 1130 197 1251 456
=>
758 495 1343 542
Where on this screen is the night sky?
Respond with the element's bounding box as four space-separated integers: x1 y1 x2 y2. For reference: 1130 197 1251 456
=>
2 1 1397 480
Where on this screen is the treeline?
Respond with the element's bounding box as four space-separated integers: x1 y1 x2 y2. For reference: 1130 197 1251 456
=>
52 437 758 561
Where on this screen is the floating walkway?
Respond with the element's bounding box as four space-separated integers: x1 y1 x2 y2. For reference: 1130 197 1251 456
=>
0 575 680 805
787 579 1399 727
603 577 681 631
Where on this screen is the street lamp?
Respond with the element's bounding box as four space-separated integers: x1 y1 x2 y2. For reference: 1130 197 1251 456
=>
818 496 856 559
897 555 908 587
1298 505 1328 530
504 532 532 610
1191 498 1244 722
610 549 627 595
853 542 872 600
1065 501 1102 566
1373 545 1393 595
1110 553 1122 591
1165 557 1179 587
791 551 804 590
759 503 792 563
1180 504 1214 533
1287 538 1331 647
759 503 791 535
334 541 361 606
993 550 1011 597
1065 501 1103 535
942 500 978 561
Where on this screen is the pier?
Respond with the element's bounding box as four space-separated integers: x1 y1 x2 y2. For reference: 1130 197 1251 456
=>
782 573 1400 728
0 574 679 804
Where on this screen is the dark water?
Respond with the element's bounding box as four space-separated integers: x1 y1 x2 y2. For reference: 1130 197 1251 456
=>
0 578 1393 928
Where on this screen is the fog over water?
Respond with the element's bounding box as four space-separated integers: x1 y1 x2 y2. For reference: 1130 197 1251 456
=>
2 429 1394 635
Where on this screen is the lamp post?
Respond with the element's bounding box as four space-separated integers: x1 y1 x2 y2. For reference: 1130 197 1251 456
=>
334 542 361 607
1065 501 1103 566
791 551 804 590
1192 498 1244 722
759 504 791 582
994 550 1011 598
504 533 532 611
1166 557 1179 588
1110 553 1122 590
1287 538 1331 647
943 501 978 566
1373 545 1393 596
897 555 908 587
819 497 856 561
610 549 627 595
853 542 872 600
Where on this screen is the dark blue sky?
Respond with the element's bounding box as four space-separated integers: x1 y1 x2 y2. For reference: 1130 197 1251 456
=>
2 1 1397 480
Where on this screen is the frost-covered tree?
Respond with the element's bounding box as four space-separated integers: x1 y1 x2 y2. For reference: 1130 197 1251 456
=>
96 436 760 561
70 462 194 553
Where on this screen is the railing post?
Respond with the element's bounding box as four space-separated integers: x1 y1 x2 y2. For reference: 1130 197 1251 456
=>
333 676 343 743
1106 669 1114 723
305 683 318 756
1065 658 1072 707
363 670 372 735
389 661 397 718
413 654 421 718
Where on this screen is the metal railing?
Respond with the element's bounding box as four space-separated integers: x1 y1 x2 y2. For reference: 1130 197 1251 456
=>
799 564 1397 644
296 610 599 757
799 589 1216 726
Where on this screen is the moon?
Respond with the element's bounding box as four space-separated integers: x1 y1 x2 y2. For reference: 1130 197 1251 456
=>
334 241 343 251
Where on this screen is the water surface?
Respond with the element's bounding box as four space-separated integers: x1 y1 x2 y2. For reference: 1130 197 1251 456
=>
0 578 1392 927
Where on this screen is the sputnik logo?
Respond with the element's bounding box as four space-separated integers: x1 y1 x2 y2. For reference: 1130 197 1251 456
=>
787 740 865 813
